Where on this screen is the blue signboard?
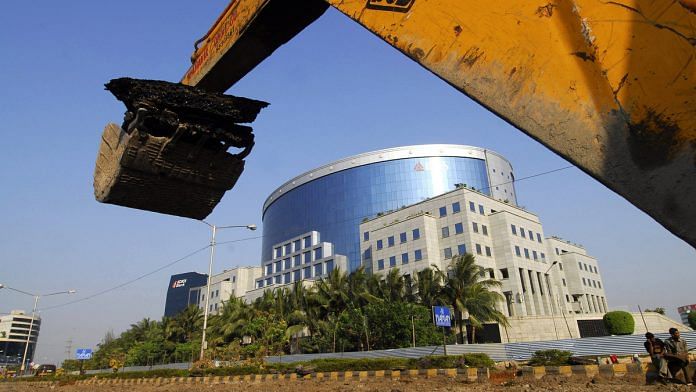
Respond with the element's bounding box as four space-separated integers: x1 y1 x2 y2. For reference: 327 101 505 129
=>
432 306 451 327
75 348 92 360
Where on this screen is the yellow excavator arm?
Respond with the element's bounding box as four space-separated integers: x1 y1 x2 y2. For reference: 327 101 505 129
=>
180 0 696 248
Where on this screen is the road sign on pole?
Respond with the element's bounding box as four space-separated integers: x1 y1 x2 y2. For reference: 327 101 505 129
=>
432 306 451 327
75 348 92 360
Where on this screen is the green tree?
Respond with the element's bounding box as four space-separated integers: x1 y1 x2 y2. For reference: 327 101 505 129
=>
603 311 635 335
645 307 666 315
687 312 696 329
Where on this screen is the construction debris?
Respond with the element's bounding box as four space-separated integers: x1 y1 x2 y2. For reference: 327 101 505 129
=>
93 78 268 219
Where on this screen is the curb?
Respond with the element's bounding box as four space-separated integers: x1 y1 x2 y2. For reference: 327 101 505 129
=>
11 363 696 387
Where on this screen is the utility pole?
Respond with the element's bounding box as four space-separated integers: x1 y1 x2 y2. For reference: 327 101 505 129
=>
64 339 73 362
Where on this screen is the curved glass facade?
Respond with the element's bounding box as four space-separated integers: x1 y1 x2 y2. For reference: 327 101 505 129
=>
262 153 498 271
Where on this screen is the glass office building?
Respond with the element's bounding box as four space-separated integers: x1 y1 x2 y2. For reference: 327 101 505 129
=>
262 145 517 271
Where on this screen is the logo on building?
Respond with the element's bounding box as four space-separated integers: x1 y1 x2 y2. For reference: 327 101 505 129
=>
414 162 424 171
366 0 415 12
171 279 187 288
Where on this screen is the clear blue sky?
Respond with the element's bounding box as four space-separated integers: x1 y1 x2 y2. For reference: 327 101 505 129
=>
0 1 693 364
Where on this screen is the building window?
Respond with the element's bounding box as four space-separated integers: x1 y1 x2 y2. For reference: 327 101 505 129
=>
304 252 312 264
388 236 395 247
444 247 453 259
562 278 566 286
559 262 563 270
293 255 301 267
274 261 281 272
293 270 301 281
284 258 292 270
389 256 396 267
540 252 545 261
532 251 538 260
485 246 492 257
294 239 301 251
314 264 323 276
314 247 323 260
475 244 482 255
284 243 292 255
566 294 570 302
469 201 476 212
257 281 263 288
414 249 423 261
454 222 463 234
303 267 311 279
303 236 312 248
363 232 369 241
578 262 583 269
439 206 447 217
377 240 383 250
401 253 409 264
555 248 560 255
472 222 479 233
511 224 517 235
232 276 236 283
500 268 509 279
584 264 588 271
582 277 586 285
457 244 467 256
441 226 450 238
597 281 602 289
528 230 533 239
452 202 461 213
266 264 273 275
515 246 521 257
478 204 484 214
524 248 530 259
274 247 281 258
482 225 488 236
266 278 272 286
363 248 371 260
592 280 597 288
536 233 542 243
275 275 281 284
378 259 385 270
284 273 291 284
400 232 407 243
412 228 420 240
520 228 526 239
326 259 334 273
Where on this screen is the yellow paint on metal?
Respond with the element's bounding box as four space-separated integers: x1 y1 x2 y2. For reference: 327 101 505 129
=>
182 0 269 87
324 0 696 247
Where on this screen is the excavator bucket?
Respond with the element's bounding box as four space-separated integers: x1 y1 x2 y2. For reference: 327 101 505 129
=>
93 78 268 219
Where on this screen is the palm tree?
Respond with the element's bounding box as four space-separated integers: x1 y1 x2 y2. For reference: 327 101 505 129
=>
415 267 443 308
436 253 506 344
174 305 202 343
460 283 508 343
381 268 405 302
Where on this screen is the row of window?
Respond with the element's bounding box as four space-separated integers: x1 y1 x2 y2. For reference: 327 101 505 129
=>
273 236 314 259
578 262 598 274
377 249 423 270
258 260 336 288
372 228 421 249
444 243 491 258
438 201 487 218
511 224 543 243
513 246 546 261
441 221 488 238
266 248 325 275
582 277 602 289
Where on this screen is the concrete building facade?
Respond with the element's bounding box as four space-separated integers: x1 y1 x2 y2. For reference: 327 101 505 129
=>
0 310 40 366
359 185 610 341
192 266 262 315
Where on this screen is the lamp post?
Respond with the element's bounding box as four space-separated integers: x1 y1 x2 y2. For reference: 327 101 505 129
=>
0 284 76 374
199 222 256 362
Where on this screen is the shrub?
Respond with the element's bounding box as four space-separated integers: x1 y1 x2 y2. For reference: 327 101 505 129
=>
603 311 635 335
528 349 572 366
416 353 493 369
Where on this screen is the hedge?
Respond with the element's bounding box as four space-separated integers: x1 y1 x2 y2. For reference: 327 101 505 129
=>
527 350 572 366
603 311 635 335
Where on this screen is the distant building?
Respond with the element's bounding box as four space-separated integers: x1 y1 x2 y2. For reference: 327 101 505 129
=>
243 231 348 302
0 310 40 367
678 304 696 326
192 266 262 315
164 272 208 317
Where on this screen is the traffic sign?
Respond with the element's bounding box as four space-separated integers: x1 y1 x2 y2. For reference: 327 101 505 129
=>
432 306 451 327
75 348 92 360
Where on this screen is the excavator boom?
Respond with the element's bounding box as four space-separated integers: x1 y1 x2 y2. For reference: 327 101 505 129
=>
182 0 696 248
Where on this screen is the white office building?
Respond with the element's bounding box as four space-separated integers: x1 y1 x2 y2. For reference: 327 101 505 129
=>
191 266 262 315
0 310 40 366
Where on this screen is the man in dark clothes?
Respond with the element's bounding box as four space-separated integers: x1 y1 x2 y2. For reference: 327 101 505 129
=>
644 332 669 380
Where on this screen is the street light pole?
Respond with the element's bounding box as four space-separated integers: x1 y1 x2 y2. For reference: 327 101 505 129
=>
0 285 76 374
199 222 256 362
